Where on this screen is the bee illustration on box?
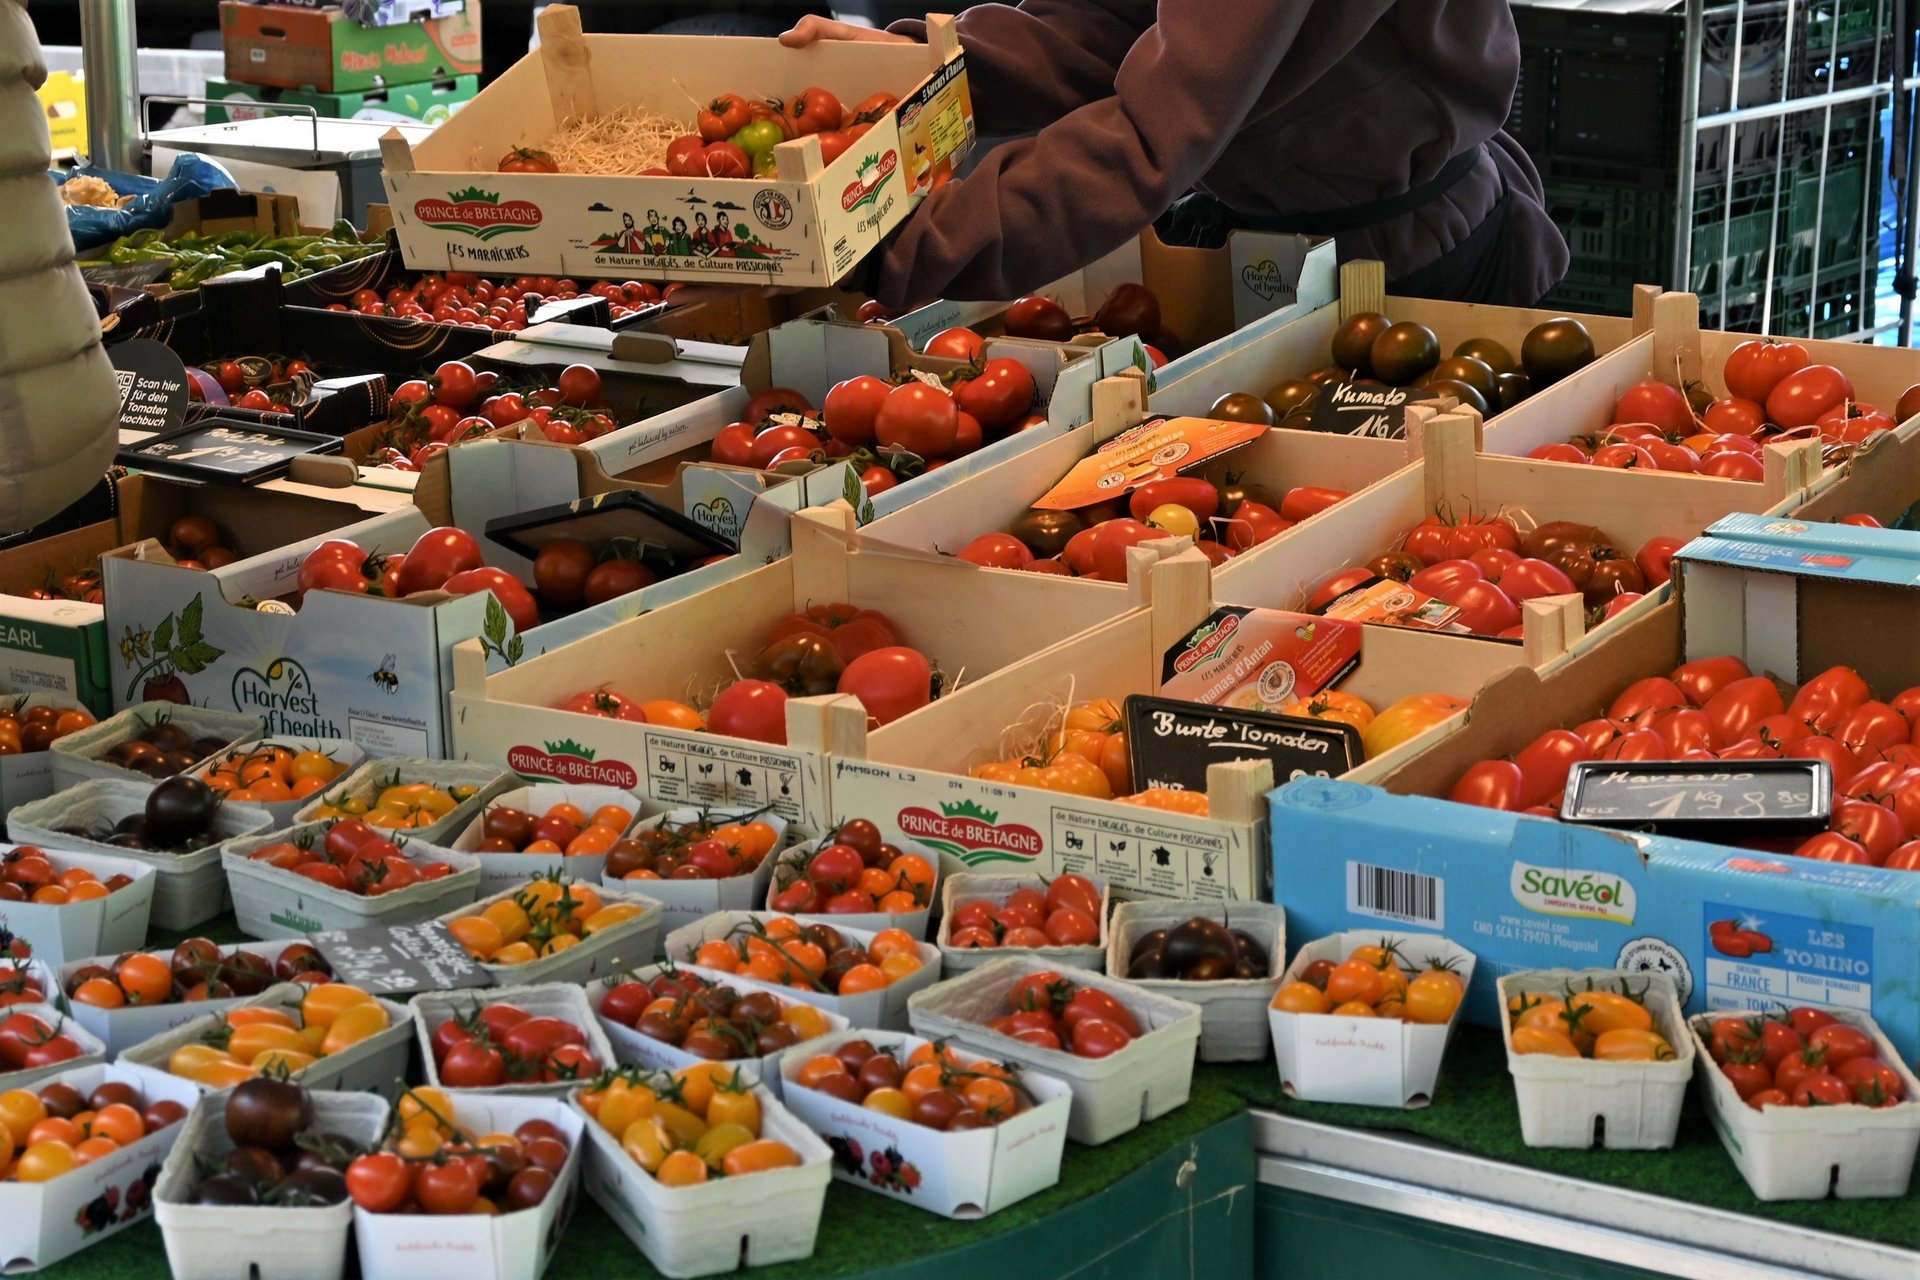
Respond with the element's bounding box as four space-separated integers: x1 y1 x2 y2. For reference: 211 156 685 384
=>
369 654 399 694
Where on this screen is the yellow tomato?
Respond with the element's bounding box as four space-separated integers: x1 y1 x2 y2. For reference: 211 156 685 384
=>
190 1060 261 1088
302 983 375 1028
620 1118 668 1173
1360 692 1470 759
320 1001 391 1056
399 1087 455 1132
1593 1029 1676 1062
693 1123 757 1170
1279 690 1376 733
582 903 644 934
597 1083 658 1138
781 1003 831 1041
674 1063 736 1118
228 1023 312 1065
1512 1026 1582 1057
482 899 533 944
168 1044 238 1077
654 1102 708 1147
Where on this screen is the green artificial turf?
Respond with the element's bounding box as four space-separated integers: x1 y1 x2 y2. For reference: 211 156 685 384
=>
1208 1026 1920 1251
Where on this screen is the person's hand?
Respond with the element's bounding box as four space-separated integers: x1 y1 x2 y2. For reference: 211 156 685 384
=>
778 16 915 47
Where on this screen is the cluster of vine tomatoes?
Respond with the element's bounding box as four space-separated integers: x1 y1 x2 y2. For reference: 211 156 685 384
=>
163 983 390 1087
443 876 647 967
198 742 347 804
947 874 1101 950
1530 344 1919 479
974 970 1145 1060
607 812 781 882
687 917 925 997
656 86 898 180
1706 1007 1907 1109
579 1064 802 1186
0 846 133 905
184 1077 354 1209
559 603 935 746
368 358 621 472
1270 941 1466 1024
65 938 331 1010
327 271 675 331
0 1076 182 1184
0 954 43 1009
1448 657 1920 870
245 818 460 897
0 1010 88 1076
1507 982 1674 1061
599 968 834 1060
791 1038 1030 1132
765 821 935 917
347 1086 572 1215
470 799 635 857
188 353 316 413
1309 514 1678 637
428 1000 602 1088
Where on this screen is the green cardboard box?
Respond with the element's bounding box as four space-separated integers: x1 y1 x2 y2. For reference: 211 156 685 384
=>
220 0 482 93
202 74 477 125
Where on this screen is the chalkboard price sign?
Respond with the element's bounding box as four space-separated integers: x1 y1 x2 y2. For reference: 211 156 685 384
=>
1124 693 1360 796
1303 381 1413 439
1559 759 1833 838
118 418 343 483
310 921 496 996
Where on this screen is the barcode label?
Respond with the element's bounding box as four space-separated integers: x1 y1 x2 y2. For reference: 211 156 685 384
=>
1347 862 1443 927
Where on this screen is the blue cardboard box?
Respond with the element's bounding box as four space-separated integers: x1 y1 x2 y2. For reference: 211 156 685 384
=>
1270 529 1920 1059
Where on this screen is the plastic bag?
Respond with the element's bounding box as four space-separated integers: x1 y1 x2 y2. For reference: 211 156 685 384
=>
59 153 237 251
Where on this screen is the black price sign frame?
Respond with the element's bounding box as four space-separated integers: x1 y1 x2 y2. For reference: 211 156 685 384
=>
1559 759 1833 838
117 417 344 484
310 920 497 996
1303 381 1414 438
1124 693 1360 796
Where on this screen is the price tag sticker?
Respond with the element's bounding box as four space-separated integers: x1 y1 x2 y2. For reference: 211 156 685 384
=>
1560 759 1832 838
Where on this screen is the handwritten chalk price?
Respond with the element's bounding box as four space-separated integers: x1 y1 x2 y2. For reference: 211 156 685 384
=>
310 921 495 996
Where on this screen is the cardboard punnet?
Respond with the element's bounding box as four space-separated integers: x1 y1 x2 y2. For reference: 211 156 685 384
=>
1482 289 1920 472
1106 899 1284 1062
892 230 1341 387
119 982 415 1100
102 438 799 759
0 1004 107 1093
289 755 509 844
1497 968 1693 1150
8 780 274 932
660 912 940 1032
569 1074 831 1279
48 702 259 791
0 694 101 818
578 317 1135 523
56 940 299 1057
586 964 850 1096
605 805 791 939
1149 260 1641 425
907 954 1200 1145
779 1028 1072 1218
413 983 616 1096
1268 531 1920 1061
1688 1008 1920 1200
450 504 1138 837
153 1088 388 1280
449 782 641 891
220 0 483 93
1268 930 1477 1108
432 880 662 987
353 1093 583 1280
220 823 482 939
0 1063 200 1272
379 5 973 288
936 872 1109 976
0 845 155 971
189 734 368 825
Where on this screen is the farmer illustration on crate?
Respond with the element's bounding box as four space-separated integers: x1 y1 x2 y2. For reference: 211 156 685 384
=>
781 0 1569 308
610 211 644 254
692 211 715 256
667 216 693 257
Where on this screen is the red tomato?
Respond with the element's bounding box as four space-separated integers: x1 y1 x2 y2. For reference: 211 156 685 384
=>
1590 443 1655 470
874 383 958 457
708 680 789 744
1806 1023 1877 1070
1766 364 1854 428
1832 799 1904 861
1068 1017 1134 1059
956 534 1033 569
822 375 890 446
1818 402 1894 444
1514 729 1591 807
1723 339 1811 403
1836 1055 1907 1105
1702 396 1765 436
1220 502 1290 552
953 359 1037 432
556 364 602 408
1672 655 1751 706
1529 442 1589 464
1633 536 1684 589
744 387 814 424
1448 580 1521 635
1278 486 1348 523
1062 987 1141 1037
1306 567 1374 611
1699 450 1764 481
583 559 657 606
750 424 821 469
1642 441 1699 473
1797 831 1872 863
1128 477 1220 524
441 567 539 633
1703 676 1785 744
837 647 933 728
1449 759 1524 810
1498 557 1577 602
1409 559 1483 599
1614 381 1695 433
710 422 758 467
1609 677 1688 725
859 466 899 498
923 328 984 360
395 528 483 595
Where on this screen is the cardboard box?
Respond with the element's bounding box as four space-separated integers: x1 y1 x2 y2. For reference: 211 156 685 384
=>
203 73 478 125
1498 968 1693 1150
353 1093 582 1280
587 964 850 1096
906 954 1201 1144
892 231 1341 386
1269 528 1920 1061
220 0 483 93
380 6 972 287
0 1063 200 1271
101 444 794 758
779 1028 1072 1218
1483 290 1920 470
578 317 1128 524
449 504 1139 836
660 912 941 1032
1269 930 1476 1108
256 0 466 27
1148 260 1642 422
0 845 156 971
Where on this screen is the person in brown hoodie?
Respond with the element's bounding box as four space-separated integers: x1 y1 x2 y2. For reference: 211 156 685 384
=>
783 1 1569 311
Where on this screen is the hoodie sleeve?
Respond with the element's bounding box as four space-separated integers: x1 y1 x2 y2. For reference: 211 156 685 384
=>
871 0 1396 307
891 1 1142 136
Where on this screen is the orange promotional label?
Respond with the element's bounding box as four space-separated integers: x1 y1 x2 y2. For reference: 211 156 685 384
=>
1317 578 1466 632
1033 417 1268 511
1160 607 1363 712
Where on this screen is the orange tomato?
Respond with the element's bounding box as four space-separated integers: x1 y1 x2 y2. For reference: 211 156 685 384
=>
1270 982 1330 1015
1512 1026 1582 1057
838 964 887 994
1323 959 1387 1007
720 1139 801 1176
